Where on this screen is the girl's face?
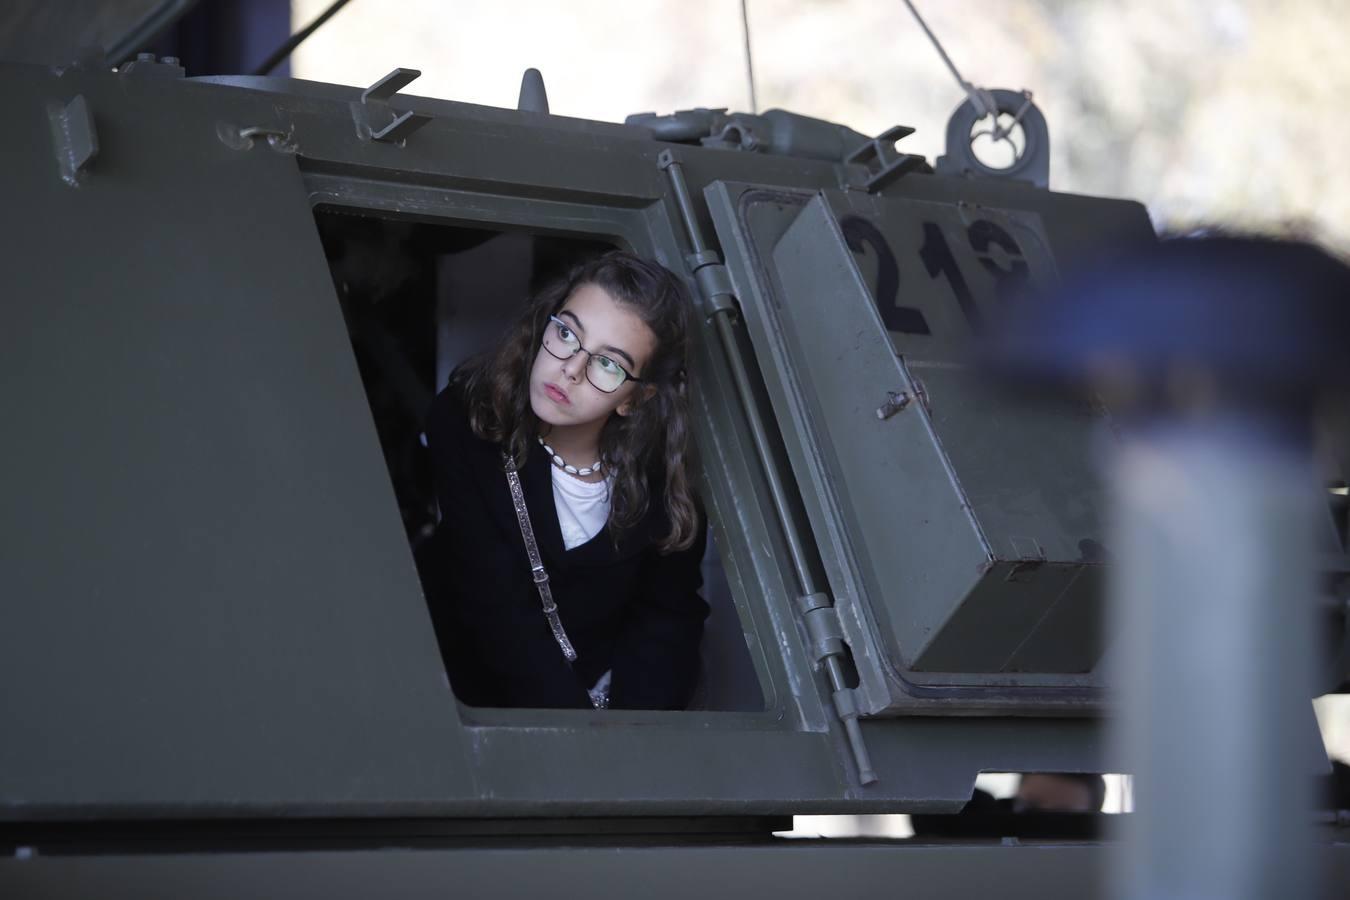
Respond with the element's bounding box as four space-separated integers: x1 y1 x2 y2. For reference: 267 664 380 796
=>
529 282 657 431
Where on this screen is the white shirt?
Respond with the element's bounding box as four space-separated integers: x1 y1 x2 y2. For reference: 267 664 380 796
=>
551 467 612 550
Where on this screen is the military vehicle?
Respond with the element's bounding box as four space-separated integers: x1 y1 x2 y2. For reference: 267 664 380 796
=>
3 2 1347 897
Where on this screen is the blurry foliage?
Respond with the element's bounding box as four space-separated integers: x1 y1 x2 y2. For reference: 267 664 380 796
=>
292 0 1350 253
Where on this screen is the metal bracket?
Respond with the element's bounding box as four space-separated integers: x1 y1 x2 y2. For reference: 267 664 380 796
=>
48 95 98 186
845 125 927 193
353 68 432 144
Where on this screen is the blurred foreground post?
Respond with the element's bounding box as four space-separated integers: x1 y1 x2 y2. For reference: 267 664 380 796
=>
1111 418 1317 899
993 237 1350 899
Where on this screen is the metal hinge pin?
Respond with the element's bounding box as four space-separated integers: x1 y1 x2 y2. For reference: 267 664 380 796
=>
798 592 878 785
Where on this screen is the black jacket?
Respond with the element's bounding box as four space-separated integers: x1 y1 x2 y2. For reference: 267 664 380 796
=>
417 384 708 710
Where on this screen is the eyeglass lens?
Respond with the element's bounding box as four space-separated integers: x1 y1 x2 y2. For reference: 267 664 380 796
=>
543 319 628 393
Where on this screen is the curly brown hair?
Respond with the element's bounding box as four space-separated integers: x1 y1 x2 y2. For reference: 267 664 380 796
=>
453 250 699 552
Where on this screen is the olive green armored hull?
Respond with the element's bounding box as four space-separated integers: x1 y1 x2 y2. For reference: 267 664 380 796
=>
0 55 1165 818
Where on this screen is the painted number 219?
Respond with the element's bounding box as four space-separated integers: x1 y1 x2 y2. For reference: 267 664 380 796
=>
840 215 1030 336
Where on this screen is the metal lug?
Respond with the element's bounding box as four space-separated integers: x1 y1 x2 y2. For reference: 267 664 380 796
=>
118 54 185 79
48 94 98 186
517 68 550 114
218 123 296 154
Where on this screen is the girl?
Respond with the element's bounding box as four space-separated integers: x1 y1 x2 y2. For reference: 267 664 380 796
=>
419 250 708 710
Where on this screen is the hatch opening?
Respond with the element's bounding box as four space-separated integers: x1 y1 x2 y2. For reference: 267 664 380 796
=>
312 205 764 713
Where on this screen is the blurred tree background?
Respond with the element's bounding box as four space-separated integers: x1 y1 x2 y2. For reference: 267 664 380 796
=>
292 0 1350 253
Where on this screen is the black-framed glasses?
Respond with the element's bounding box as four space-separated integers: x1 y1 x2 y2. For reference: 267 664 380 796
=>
542 316 643 393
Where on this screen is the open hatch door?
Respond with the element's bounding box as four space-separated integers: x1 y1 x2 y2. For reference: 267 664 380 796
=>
706 183 1116 715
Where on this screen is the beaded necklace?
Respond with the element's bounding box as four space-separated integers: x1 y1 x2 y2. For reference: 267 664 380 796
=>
536 435 603 477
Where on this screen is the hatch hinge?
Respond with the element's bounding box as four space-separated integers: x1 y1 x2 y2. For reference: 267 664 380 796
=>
800 591 845 660
913 378 932 413
685 250 738 319
658 148 875 785
797 592 877 785
657 150 739 320
353 68 432 144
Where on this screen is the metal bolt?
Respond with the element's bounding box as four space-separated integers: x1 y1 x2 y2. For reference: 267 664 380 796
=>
875 391 910 420
136 52 154 62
